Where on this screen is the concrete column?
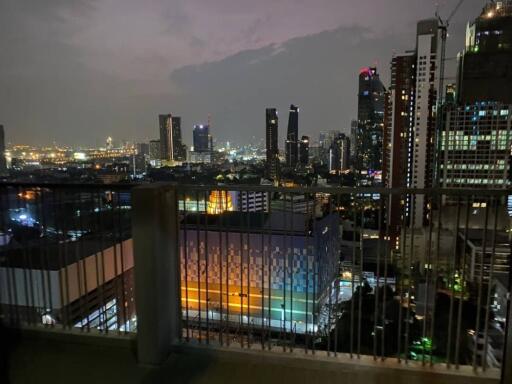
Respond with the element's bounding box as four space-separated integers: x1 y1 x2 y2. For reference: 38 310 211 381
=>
132 184 181 365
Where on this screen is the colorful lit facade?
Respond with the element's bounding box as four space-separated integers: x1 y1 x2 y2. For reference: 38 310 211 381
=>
179 212 339 333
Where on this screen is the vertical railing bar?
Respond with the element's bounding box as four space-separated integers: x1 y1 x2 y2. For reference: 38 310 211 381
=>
404 193 416 365
61 189 72 330
35 188 48 327
428 192 443 367
357 204 364 359
69 189 83 329
381 192 391 361
42 189 54 326
225 195 231 347
95 189 108 333
247 191 252 349
218 190 224 346
455 195 472 368
267 194 272 351
446 194 462 368
472 195 490 370
116 188 128 334
422 192 434 366
260 193 266 350
195 190 202 344
238 192 244 348
12 188 21 325
93 189 105 332
204 190 210 344
172 187 182 341
373 194 383 360
183 191 190 342
311 193 318 356
1 187 16 325
17 186 33 326
109 190 121 333
333 193 339 358
289 191 295 352
350 193 356 358
304 194 311 354
397 192 409 363
281 192 287 352
482 197 499 371
78 190 90 331
53 189 66 329
327 197 332 357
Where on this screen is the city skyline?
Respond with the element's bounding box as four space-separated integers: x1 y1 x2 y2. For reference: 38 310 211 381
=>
0 1 485 147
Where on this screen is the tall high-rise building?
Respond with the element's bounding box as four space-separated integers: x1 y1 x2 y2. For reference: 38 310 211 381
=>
0 125 7 176
355 67 385 173
439 103 511 192
193 124 211 152
285 105 299 168
457 1 512 104
385 19 441 228
410 19 441 227
136 142 150 156
265 108 280 179
299 136 309 166
159 114 185 162
149 139 161 162
383 52 416 229
329 133 350 174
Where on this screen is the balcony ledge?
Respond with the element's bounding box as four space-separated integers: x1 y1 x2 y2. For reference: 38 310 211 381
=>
6 328 501 384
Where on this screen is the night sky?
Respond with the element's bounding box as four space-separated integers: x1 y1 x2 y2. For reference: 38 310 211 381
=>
0 0 485 147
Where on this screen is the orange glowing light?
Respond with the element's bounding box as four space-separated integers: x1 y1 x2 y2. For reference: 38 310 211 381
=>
207 190 233 214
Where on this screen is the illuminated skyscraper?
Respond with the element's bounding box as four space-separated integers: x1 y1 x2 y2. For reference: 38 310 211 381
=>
329 133 350 174
159 114 185 162
285 104 299 168
265 108 280 179
193 124 211 152
457 1 512 104
383 52 416 230
299 136 309 166
385 19 441 228
355 67 385 173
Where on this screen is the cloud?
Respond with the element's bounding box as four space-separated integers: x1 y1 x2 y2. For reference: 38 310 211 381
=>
0 0 485 146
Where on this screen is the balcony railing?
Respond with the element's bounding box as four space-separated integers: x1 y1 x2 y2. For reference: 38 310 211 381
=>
0 183 136 333
1 182 511 382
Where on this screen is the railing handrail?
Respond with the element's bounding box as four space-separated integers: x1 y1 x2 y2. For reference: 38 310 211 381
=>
1 181 510 196
158 183 512 196
0 182 139 189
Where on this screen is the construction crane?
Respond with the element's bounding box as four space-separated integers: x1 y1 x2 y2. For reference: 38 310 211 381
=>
433 0 466 186
435 0 465 105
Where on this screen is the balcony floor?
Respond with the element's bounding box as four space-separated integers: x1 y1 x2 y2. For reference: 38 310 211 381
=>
6 329 501 384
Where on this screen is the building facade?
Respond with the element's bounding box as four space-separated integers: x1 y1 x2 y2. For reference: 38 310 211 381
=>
179 212 339 331
265 108 280 180
159 114 186 163
149 139 161 166
299 136 309 166
458 1 512 104
385 19 441 228
329 133 350 174
439 103 511 191
193 124 211 153
285 105 299 168
355 67 385 174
